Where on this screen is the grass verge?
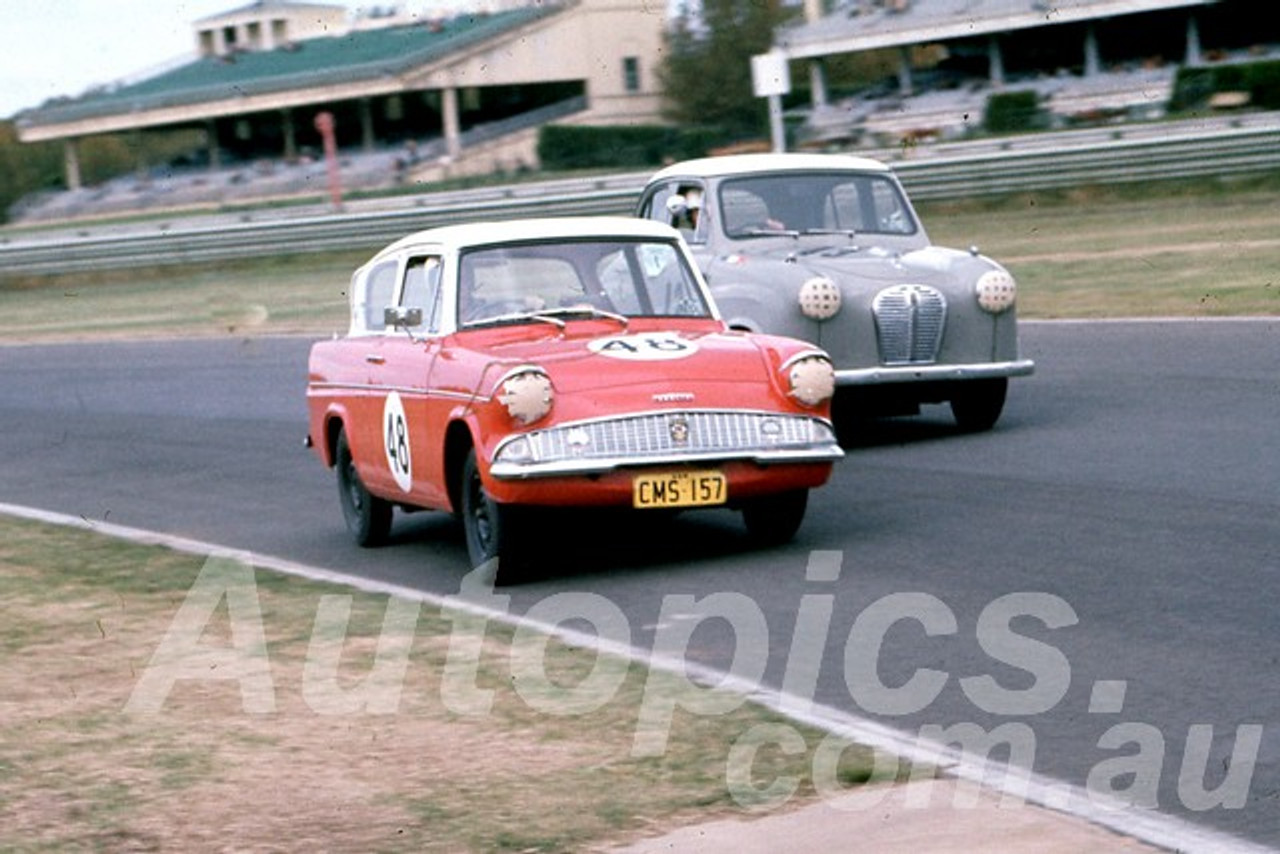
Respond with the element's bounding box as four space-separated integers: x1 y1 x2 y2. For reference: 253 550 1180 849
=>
1 177 1277 344
0 514 907 852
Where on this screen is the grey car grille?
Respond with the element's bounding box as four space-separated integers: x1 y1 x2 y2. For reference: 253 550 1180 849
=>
529 410 821 461
873 284 947 365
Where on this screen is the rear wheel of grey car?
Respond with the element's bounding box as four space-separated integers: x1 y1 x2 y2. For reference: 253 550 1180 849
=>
335 429 392 547
741 489 809 545
460 449 526 581
950 378 1008 432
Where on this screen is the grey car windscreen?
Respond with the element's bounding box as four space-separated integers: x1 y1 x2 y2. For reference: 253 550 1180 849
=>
719 172 919 238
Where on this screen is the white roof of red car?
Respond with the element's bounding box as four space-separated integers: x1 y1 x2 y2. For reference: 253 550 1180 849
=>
371 216 682 261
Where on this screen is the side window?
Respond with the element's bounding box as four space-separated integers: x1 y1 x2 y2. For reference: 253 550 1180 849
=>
641 182 705 242
401 256 442 333
640 184 676 224
352 260 398 334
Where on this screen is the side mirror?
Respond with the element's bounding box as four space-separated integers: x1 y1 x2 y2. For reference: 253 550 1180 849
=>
384 306 424 328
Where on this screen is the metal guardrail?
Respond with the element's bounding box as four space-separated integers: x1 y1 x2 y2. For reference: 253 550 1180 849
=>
2 114 1278 276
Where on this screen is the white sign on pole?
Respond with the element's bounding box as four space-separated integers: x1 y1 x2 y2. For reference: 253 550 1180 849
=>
751 50 791 98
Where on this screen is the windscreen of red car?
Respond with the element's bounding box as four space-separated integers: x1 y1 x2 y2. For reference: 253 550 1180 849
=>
458 239 710 327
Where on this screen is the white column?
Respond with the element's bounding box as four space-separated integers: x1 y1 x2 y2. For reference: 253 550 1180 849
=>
988 34 1005 88
442 86 461 160
1185 14 1203 66
809 59 829 109
1084 25 1101 77
63 139 82 191
359 98 375 153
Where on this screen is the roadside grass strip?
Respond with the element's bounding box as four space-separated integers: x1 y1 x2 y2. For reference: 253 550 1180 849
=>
0 511 895 852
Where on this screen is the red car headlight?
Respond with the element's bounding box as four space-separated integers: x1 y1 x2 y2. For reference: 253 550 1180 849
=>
497 367 553 425
784 352 836 408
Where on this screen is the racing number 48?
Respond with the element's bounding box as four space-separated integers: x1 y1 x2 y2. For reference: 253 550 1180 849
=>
386 410 410 477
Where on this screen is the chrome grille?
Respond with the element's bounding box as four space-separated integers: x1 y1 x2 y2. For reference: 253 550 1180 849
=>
873 284 947 365
528 410 819 462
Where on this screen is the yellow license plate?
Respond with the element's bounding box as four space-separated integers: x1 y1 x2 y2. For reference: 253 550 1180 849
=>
633 470 727 509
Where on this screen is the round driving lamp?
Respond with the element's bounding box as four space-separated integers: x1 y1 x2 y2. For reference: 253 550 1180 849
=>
497 367 553 425
784 353 836 408
975 270 1017 314
798 276 842 321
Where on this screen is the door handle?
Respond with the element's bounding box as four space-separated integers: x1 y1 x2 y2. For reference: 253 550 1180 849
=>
365 354 386 365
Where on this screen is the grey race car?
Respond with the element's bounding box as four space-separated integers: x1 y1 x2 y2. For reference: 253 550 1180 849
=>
636 153 1034 432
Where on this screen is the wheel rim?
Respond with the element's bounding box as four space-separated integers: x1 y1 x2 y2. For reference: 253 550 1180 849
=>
468 467 495 555
340 453 365 515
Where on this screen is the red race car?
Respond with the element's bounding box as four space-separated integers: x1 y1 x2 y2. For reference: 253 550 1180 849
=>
306 217 843 578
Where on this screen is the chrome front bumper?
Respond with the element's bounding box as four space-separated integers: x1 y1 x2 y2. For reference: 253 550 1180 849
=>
834 358 1035 386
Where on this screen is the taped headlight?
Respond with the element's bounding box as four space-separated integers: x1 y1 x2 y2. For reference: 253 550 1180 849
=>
975 270 1017 314
798 276 842 321
497 367 553 425
784 352 836 407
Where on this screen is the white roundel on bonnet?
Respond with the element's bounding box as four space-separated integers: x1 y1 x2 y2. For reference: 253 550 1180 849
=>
589 332 700 360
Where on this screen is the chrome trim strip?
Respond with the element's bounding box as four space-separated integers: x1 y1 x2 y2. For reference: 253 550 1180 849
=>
307 382 482 402
834 358 1036 386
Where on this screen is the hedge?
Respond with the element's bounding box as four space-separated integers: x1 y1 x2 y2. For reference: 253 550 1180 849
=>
1171 59 1280 111
983 90 1045 133
536 125 723 170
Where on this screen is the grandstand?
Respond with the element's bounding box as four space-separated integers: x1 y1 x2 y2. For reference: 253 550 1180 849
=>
779 0 1279 147
13 0 663 219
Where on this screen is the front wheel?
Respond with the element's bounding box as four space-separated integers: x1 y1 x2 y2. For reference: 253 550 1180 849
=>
460 449 526 579
741 489 809 546
335 429 392 547
949 378 1008 432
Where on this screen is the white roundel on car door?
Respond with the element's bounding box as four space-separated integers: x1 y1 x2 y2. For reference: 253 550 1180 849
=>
588 332 700 361
383 391 413 493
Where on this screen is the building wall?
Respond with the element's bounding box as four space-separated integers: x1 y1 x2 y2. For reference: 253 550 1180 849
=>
405 0 665 125
196 2 349 57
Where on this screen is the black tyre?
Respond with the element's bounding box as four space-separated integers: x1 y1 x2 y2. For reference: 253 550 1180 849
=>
741 489 809 545
949 378 1008 432
335 429 392 547
460 449 525 579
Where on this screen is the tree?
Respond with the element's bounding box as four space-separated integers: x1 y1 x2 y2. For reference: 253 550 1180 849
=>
0 123 62 223
657 0 796 141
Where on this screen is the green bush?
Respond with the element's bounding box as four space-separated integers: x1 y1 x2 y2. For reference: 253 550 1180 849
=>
536 125 721 170
983 90 1044 133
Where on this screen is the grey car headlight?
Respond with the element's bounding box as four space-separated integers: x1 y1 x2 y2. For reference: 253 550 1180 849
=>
798 276 842 321
975 270 1017 314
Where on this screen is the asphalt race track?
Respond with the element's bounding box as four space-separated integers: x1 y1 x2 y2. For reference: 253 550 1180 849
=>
1 319 1277 849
